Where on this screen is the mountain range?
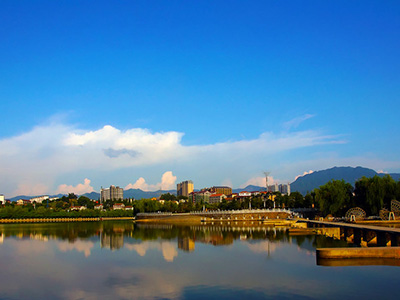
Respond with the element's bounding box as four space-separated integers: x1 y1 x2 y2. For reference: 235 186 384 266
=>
8 166 400 201
290 166 400 196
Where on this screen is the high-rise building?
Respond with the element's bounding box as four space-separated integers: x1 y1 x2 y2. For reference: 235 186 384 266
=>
279 184 291 195
268 184 279 192
101 185 124 202
177 180 194 197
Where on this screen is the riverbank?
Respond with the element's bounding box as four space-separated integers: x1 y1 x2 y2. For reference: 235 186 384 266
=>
0 217 134 223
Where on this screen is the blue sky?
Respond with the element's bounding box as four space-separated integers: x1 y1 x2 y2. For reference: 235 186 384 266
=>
0 1 399 196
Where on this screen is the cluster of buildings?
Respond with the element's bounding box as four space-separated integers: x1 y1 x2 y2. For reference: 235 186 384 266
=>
267 183 291 195
1 180 291 207
6 195 59 206
100 185 124 202
176 181 291 205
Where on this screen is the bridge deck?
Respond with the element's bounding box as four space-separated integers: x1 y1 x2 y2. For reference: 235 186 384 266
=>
305 220 400 234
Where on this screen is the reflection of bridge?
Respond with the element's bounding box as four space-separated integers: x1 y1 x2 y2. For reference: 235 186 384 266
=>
305 220 400 247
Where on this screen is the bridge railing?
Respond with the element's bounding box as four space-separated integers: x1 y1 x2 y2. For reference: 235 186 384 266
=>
189 208 295 215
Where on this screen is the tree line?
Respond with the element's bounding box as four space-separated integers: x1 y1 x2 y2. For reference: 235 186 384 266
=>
2 175 398 218
314 175 400 217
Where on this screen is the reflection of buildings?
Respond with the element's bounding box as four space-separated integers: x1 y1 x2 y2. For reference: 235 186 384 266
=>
101 232 124 250
30 233 49 241
178 237 195 252
194 233 234 247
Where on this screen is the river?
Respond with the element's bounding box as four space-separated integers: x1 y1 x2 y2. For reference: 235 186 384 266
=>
0 221 398 299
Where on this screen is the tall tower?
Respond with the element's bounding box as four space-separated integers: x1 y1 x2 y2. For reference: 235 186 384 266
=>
264 171 270 192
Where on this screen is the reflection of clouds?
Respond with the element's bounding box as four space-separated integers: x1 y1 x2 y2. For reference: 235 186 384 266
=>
63 289 99 300
63 267 183 300
0 236 349 300
246 241 280 254
109 267 182 299
297 245 315 257
126 242 148 256
12 239 50 255
125 241 178 262
58 240 94 257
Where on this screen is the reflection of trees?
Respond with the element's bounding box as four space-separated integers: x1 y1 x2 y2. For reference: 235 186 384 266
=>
0 222 350 254
0 221 135 244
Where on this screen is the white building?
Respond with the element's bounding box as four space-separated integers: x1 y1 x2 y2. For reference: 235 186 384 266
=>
101 185 124 202
30 195 49 204
0 195 5 205
239 191 251 197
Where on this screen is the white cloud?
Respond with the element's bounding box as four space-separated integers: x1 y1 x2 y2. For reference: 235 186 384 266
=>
56 178 94 195
294 170 314 181
125 171 177 191
14 183 49 197
283 114 315 130
3 120 398 197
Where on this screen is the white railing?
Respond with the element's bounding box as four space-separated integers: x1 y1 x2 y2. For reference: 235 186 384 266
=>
189 208 293 215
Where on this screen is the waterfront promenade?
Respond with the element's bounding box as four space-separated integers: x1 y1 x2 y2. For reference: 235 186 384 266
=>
135 208 298 223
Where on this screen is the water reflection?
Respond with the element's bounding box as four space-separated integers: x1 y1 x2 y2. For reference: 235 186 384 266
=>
0 222 350 261
0 221 399 300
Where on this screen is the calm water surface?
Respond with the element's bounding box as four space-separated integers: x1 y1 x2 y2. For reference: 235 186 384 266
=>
0 221 398 300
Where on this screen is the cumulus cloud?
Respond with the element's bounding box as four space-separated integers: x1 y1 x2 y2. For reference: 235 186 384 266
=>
125 171 177 191
0 120 363 197
56 178 94 195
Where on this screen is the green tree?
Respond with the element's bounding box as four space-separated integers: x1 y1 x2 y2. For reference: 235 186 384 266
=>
314 179 354 216
160 193 177 201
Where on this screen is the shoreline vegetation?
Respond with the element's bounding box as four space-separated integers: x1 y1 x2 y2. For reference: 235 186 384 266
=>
0 217 134 223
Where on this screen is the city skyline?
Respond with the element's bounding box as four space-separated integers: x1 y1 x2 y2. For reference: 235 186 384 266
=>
1 1 399 197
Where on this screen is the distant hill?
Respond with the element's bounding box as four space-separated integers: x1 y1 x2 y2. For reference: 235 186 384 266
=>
290 166 400 195
82 192 100 200
232 185 265 193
